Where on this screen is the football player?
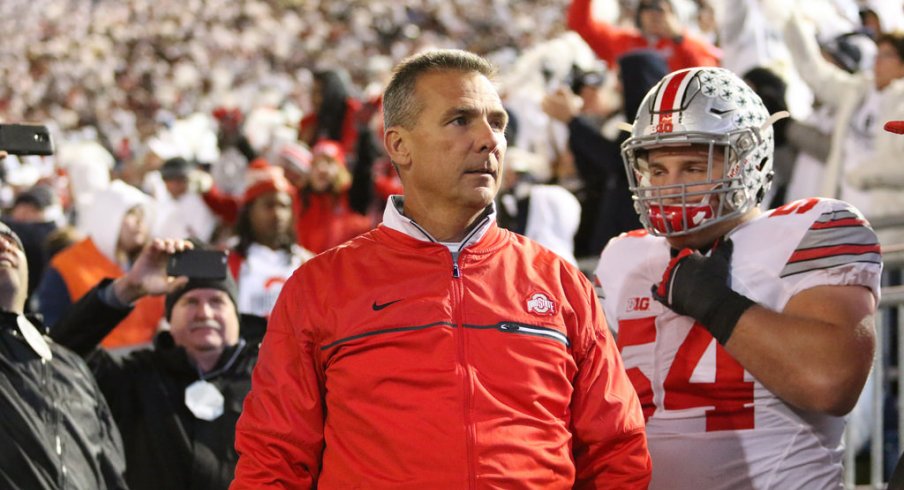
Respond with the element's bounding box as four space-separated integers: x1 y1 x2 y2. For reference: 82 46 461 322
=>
595 67 881 489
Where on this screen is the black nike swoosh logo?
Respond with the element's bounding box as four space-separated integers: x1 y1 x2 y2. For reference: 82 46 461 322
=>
710 108 735 115
372 299 403 311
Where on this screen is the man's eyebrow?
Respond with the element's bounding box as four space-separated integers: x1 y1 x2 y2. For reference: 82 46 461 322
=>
440 106 479 120
439 106 509 125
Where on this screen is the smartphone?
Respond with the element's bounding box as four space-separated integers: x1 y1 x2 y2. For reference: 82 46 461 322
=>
0 124 54 156
166 250 228 280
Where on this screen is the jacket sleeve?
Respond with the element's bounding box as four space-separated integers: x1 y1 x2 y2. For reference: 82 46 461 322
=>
567 272 652 489
567 116 622 177
667 33 721 69
232 276 324 489
201 184 241 225
782 12 858 109
49 279 132 357
567 0 638 66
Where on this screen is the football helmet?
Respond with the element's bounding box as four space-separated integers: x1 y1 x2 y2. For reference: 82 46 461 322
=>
621 67 786 237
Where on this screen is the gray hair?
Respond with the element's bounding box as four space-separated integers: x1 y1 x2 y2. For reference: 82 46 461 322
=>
382 49 497 130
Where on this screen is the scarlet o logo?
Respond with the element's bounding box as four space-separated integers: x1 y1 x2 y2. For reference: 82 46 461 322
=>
526 292 556 316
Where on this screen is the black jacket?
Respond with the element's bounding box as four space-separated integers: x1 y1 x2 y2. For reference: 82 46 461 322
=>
50 281 265 490
568 50 669 256
0 311 128 489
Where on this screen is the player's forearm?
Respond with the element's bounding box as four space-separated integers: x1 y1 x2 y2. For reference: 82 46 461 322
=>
725 305 875 416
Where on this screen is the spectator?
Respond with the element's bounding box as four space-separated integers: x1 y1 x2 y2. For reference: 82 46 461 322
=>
780 9 904 244
783 30 877 202
36 180 163 348
50 238 262 490
567 0 720 73
272 141 313 192
596 67 879 488
0 217 128 489
232 48 651 489
3 183 64 310
151 157 219 241
294 140 372 253
298 70 362 156
496 146 581 265
229 160 314 318
543 50 667 256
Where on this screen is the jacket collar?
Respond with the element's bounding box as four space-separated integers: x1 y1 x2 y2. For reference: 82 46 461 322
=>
381 195 497 251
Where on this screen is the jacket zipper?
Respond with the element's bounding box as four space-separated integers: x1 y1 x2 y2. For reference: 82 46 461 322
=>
497 323 570 347
42 357 66 489
451 252 476 489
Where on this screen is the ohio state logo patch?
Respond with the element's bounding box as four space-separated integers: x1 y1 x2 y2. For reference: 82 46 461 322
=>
526 292 556 316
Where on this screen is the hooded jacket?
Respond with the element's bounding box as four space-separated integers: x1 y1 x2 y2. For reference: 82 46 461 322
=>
37 181 164 348
233 199 651 488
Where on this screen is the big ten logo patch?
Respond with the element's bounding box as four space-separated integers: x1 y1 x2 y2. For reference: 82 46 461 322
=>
625 296 650 313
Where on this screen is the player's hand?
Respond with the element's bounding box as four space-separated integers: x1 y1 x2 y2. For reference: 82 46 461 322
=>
651 239 755 344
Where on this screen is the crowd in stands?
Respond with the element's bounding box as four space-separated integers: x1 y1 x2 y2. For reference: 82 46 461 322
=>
1 0 904 487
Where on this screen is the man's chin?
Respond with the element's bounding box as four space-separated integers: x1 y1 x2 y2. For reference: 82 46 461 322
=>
190 339 225 353
467 187 497 207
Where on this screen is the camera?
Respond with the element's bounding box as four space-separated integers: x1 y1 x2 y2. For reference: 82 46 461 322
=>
0 124 54 156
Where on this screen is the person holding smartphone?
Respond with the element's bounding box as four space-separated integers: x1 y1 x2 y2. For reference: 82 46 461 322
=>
50 238 262 490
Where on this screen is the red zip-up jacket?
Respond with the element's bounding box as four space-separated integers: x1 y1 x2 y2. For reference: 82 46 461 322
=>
568 0 720 73
232 221 651 489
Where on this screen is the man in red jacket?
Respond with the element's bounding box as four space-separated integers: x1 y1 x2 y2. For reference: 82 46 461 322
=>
232 49 651 489
568 0 720 72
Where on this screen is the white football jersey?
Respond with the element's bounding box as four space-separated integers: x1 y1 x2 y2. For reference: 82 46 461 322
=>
595 198 881 490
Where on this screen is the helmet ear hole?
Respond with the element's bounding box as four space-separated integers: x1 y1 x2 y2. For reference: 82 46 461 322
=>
756 156 768 171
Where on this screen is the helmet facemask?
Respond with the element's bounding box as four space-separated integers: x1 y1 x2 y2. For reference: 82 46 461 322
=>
624 129 770 237
621 67 782 237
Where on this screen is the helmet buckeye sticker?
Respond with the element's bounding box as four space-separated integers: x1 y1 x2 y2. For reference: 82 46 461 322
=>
651 69 691 134
526 291 557 316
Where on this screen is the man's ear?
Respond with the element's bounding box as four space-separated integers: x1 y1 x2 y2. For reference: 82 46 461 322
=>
384 127 412 170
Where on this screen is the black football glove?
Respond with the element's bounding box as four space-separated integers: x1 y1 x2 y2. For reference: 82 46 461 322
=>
651 239 755 345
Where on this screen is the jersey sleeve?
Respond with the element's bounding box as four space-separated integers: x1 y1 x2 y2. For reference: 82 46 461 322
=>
779 200 882 300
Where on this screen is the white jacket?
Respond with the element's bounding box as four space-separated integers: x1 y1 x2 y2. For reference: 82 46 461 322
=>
784 12 904 243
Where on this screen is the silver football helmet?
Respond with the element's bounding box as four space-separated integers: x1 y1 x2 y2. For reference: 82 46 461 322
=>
621 67 786 237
